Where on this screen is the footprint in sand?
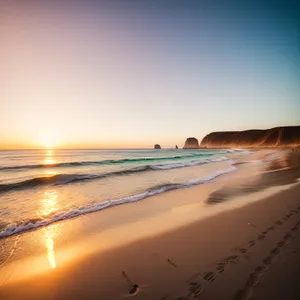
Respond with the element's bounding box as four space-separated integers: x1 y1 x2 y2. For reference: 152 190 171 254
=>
291 226 298 232
187 282 203 298
257 234 266 241
234 264 269 300
233 287 252 300
247 265 268 287
277 240 286 248
275 220 283 226
270 247 280 256
216 262 226 273
246 272 260 287
263 256 273 266
284 233 292 241
236 227 299 300
202 271 217 282
267 226 275 231
223 255 240 264
248 240 255 247
236 248 247 254
255 265 268 275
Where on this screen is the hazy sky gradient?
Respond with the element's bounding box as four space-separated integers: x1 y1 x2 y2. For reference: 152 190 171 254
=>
1 0 299 149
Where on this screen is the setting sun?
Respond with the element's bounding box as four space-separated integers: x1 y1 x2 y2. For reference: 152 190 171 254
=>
40 137 57 149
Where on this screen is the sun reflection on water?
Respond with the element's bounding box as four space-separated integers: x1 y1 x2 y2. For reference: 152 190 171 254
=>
40 189 60 269
45 225 57 269
40 190 58 216
43 149 56 166
44 158 56 165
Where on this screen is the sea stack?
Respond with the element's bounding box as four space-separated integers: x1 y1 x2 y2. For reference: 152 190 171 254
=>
154 144 161 149
183 137 200 149
175 145 178 149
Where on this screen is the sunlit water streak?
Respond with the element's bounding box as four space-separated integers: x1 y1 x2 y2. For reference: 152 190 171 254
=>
45 226 57 269
40 188 59 269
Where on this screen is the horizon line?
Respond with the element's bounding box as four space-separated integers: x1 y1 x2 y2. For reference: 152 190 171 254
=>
0 147 184 151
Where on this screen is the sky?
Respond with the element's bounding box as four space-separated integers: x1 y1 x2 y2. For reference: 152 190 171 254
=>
1 0 300 149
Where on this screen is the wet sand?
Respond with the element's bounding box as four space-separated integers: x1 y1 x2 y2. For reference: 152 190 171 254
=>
1 150 300 300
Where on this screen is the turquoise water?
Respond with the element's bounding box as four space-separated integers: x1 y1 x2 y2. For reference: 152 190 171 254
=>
0 149 241 238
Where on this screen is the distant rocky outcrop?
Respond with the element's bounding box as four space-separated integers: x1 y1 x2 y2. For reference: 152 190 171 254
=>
183 137 200 149
175 145 178 149
154 144 161 149
200 126 300 148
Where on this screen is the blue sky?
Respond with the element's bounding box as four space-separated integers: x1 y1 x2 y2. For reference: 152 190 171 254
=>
1 0 299 148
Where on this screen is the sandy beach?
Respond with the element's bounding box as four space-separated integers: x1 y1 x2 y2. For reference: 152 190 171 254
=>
1 149 300 300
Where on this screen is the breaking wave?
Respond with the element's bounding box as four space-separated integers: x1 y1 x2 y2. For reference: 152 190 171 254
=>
0 152 231 171
0 156 229 193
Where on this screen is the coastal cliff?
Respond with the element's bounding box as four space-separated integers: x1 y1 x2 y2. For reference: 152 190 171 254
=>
200 126 300 148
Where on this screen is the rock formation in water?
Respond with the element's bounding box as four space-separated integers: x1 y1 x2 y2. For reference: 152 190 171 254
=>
175 145 178 149
200 126 300 148
183 137 200 149
154 144 161 149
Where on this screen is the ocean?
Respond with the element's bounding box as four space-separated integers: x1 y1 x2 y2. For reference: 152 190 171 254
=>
0 148 245 239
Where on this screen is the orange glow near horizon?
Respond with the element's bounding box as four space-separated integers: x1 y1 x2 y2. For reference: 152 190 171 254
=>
39 135 58 149
0 140 168 150
0 133 168 150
